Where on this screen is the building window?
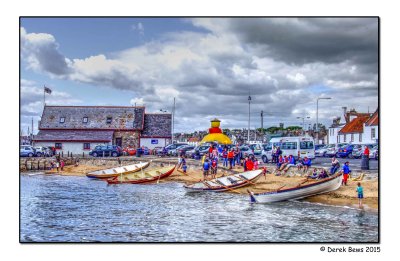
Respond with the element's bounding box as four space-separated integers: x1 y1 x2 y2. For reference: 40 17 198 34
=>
344 134 347 142
83 117 88 123
371 128 376 139
359 133 362 142
60 117 65 123
55 143 62 149
83 143 90 150
351 134 354 142
106 117 112 124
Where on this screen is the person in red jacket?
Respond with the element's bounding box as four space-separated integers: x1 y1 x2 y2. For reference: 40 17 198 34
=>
245 157 254 171
227 149 234 169
363 146 370 156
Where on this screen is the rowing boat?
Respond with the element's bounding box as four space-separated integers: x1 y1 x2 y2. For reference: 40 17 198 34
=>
184 169 263 192
247 172 343 203
106 165 176 184
86 162 150 179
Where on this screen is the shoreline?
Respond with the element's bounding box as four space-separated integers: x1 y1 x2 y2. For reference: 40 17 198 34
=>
22 161 378 211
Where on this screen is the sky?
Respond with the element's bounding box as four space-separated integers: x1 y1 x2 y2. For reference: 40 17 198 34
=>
20 17 379 135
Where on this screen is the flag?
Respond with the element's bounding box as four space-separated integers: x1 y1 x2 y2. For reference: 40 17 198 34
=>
44 86 52 94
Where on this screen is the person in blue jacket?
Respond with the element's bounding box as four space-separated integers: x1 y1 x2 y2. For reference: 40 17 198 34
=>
203 159 210 180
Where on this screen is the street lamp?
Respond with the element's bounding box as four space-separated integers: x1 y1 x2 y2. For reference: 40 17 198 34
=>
297 116 310 135
248 95 251 143
316 97 332 144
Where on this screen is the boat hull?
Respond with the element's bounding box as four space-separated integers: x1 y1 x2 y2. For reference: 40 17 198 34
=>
184 169 263 192
106 165 175 184
86 162 150 179
249 172 343 203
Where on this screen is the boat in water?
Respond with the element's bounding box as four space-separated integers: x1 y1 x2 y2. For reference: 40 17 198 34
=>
247 172 343 203
86 162 150 179
184 169 263 192
106 165 176 184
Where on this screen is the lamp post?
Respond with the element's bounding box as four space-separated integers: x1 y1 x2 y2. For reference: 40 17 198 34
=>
297 116 310 135
248 95 251 143
316 97 331 144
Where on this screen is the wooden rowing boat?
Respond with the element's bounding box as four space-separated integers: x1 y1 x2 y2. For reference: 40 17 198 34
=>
106 165 176 184
184 169 263 192
247 172 343 203
86 162 150 179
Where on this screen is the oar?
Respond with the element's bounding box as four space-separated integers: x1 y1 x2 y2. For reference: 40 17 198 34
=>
236 175 259 186
212 180 242 194
276 184 287 191
156 170 163 184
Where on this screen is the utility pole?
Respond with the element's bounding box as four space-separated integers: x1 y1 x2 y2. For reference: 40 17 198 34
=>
248 95 251 143
172 97 176 144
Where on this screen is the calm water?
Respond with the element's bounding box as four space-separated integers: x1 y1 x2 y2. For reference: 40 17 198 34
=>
20 174 378 242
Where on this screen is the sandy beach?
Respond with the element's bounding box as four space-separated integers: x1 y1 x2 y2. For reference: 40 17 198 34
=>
39 161 378 211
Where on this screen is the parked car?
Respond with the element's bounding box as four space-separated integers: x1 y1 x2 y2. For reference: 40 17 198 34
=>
325 143 348 157
248 144 262 155
351 144 375 159
168 144 190 156
239 145 254 158
176 145 196 156
261 143 272 163
315 144 326 151
89 145 122 157
315 144 330 157
337 144 355 158
162 143 188 156
34 146 53 157
188 144 212 158
369 145 378 160
122 146 136 156
20 145 36 157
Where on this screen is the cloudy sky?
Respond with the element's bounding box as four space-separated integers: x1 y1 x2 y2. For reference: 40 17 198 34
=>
20 17 378 134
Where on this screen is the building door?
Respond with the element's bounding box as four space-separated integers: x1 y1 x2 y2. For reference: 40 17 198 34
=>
115 138 122 147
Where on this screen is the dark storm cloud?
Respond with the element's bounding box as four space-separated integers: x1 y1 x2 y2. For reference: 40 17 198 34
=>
227 18 378 67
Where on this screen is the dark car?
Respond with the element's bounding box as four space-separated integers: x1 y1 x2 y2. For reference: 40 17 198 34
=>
89 145 122 157
337 144 354 158
176 145 195 156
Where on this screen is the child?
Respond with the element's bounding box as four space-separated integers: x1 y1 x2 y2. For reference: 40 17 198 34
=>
182 162 187 174
309 168 318 179
211 158 218 179
60 160 65 171
356 182 364 208
203 159 210 180
342 161 351 186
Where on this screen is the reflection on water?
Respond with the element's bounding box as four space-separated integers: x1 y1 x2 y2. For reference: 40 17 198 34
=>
20 174 378 242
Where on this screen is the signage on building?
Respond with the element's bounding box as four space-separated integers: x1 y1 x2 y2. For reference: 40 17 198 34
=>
151 139 158 144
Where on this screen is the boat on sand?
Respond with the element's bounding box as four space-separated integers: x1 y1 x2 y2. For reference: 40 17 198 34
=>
106 165 176 184
86 162 150 179
184 169 263 192
247 172 343 203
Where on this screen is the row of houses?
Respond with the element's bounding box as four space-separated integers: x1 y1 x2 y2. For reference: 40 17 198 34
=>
327 108 378 145
33 106 172 155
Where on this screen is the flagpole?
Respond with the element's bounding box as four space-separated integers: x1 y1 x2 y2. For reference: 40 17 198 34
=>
43 85 46 107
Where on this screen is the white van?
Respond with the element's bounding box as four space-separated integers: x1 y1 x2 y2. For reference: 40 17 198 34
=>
261 136 315 163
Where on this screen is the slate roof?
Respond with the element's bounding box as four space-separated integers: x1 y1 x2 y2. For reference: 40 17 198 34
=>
39 106 145 130
365 109 378 126
33 130 114 142
339 116 370 134
141 113 172 137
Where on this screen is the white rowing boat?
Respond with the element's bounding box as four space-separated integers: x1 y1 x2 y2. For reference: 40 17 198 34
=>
184 169 263 192
86 162 150 179
247 172 343 203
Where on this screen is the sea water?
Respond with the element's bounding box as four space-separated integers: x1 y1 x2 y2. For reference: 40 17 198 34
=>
20 174 378 242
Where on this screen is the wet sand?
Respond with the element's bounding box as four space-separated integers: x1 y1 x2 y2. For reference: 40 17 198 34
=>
40 163 378 210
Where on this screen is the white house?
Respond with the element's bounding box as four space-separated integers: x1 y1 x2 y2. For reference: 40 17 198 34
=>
362 109 379 144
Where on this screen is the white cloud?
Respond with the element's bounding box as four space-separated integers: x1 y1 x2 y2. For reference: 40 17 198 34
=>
20 18 378 132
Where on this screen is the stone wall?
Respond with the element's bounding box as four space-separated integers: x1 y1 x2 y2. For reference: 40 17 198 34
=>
113 131 140 148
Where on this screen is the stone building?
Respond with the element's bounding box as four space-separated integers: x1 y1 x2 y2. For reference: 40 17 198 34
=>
33 106 171 154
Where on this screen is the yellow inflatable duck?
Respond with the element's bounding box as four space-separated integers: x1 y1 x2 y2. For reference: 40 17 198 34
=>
200 118 232 144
